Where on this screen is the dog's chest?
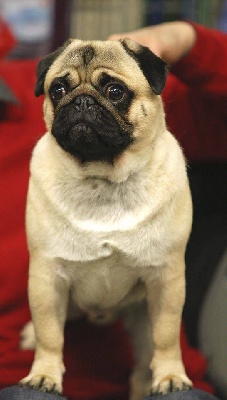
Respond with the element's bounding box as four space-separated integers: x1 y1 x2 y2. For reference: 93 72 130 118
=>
39 177 167 268
29 142 173 269
43 179 154 310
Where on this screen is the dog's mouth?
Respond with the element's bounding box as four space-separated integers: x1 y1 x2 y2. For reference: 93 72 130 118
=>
51 97 133 163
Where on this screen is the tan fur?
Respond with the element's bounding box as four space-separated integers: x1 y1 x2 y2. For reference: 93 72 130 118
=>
20 39 193 399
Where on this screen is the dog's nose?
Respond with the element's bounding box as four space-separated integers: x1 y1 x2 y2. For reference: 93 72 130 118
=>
74 95 96 110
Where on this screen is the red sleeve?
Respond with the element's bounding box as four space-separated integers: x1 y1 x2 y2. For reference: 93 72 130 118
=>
172 22 227 100
163 22 227 161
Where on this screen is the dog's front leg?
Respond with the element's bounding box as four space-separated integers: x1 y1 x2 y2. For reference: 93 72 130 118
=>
121 302 152 400
20 254 69 394
145 251 192 395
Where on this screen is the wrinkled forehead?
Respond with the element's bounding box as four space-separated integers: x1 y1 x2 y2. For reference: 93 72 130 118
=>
65 40 122 66
47 39 143 82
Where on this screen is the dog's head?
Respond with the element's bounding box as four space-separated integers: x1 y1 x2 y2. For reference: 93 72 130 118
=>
35 39 169 164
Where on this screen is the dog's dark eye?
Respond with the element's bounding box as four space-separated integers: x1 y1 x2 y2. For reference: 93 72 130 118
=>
50 83 67 101
106 84 125 102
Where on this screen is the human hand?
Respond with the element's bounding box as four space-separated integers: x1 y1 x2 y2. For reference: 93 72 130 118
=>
108 21 196 65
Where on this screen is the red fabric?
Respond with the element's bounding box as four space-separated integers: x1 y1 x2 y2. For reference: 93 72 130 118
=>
163 22 227 162
1 21 224 398
0 16 16 58
180 326 213 394
0 59 44 390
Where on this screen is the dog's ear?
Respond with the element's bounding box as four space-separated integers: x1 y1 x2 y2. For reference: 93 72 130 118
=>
120 38 170 95
35 39 73 97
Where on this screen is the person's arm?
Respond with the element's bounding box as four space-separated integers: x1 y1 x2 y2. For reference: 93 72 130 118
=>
109 21 196 65
109 21 227 99
171 22 227 98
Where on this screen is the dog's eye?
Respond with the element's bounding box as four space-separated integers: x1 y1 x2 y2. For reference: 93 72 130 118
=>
50 83 67 101
106 84 125 102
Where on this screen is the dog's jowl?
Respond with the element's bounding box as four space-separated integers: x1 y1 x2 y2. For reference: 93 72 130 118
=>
20 38 193 400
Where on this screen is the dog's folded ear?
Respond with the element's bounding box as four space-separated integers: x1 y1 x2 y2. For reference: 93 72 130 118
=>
120 38 170 95
34 39 73 97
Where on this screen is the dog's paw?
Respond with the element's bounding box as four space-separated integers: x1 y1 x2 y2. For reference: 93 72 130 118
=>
20 321 36 350
150 374 192 395
19 375 61 395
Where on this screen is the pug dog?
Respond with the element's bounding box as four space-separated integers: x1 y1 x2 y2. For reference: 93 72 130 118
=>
20 38 193 400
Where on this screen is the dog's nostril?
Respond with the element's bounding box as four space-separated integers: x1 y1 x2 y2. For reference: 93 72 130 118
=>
85 96 96 107
75 95 96 109
75 97 82 106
